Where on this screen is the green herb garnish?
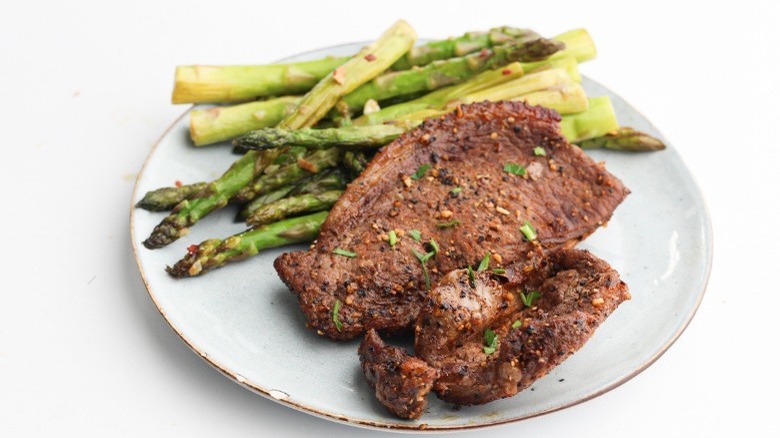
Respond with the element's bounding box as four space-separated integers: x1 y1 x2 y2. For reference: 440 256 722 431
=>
411 163 431 180
503 162 526 176
333 248 357 258
467 265 476 287
408 229 421 241
520 290 541 308
492 268 506 275
436 220 461 228
477 252 490 272
412 248 435 290
388 230 398 247
332 300 343 332
483 328 498 355
511 319 522 329
451 187 462 195
429 238 440 254
533 146 547 156
519 220 537 241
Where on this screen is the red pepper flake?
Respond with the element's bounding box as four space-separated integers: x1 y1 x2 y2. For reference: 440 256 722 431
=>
175 180 182 187
333 66 346 85
502 69 512 75
479 48 489 58
364 53 376 61
187 244 199 255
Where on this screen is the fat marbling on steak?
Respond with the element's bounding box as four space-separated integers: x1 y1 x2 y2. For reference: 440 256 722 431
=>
275 101 629 340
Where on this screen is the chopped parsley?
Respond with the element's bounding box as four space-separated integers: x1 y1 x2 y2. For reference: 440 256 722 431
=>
519 220 537 241
503 162 526 176
467 265 476 287
428 238 440 254
483 328 498 355
451 186 462 195
408 229 421 241
533 146 547 156
333 248 357 258
492 268 506 275
388 230 398 247
477 252 490 272
512 319 522 329
412 248 435 290
411 163 431 180
332 300 343 332
520 290 541 308
436 220 461 228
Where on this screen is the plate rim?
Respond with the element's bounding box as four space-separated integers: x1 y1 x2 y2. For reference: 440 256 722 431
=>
129 42 714 432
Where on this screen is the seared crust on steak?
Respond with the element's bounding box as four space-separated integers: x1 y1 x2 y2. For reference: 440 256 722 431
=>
275 101 629 340
358 329 439 419
415 249 631 405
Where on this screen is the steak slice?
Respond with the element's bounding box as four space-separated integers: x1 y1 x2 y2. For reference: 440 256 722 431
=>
414 248 630 406
358 329 439 419
275 101 629 340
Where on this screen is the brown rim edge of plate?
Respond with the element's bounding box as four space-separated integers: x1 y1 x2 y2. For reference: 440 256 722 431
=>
129 64 714 434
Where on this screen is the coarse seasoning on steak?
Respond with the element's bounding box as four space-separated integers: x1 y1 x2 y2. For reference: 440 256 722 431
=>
275 101 629 340
359 248 630 417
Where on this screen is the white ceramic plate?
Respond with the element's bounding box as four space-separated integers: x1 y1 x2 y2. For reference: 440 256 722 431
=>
130 42 712 431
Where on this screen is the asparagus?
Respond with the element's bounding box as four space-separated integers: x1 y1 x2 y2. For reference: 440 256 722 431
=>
189 96 300 146
342 151 370 178
233 147 343 203
559 96 620 142
246 190 343 227
578 127 666 151
337 37 563 115
172 58 347 104
390 27 540 70
511 83 589 114
234 124 406 151
166 211 328 278
238 169 348 220
136 182 208 212
278 20 417 130
462 68 576 104
143 149 280 249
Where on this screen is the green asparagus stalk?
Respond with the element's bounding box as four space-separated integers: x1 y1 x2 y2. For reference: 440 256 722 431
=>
342 151 370 178
233 147 343 203
278 20 417 130
462 68 575 103
577 127 666 151
234 124 406 151
390 27 540 70
143 149 281 249
522 55 581 82
548 28 597 63
166 211 328 278
511 83 589 114
338 37 563 115
353 62 525 126
246 190 343 227
238 169 348 220
172 58 348 104
189 96 300 146
136 182 208 212
560 96 620 142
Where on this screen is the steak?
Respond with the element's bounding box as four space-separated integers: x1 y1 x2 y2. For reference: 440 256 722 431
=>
359 248 630 416
275 101 629 340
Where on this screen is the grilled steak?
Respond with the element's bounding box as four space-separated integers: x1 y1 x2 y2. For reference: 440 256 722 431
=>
358 329 439 419
414 248 630 406
275 101 629 340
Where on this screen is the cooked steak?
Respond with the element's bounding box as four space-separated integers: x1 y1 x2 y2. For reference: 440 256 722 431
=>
358 329 439 419
413 248 630 406
275 101 629 340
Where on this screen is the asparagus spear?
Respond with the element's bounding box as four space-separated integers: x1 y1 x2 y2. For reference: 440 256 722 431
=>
136 182 208 212
338 37 563 115
234 124 406 151
143 149 280 249
390 27 540 70
578 127 666 151
238 169 348 221
189 96 300 146
246 190 343 227
342 151 370 178
167 211 328 278
233 147 343 203
559 96 620 142
278 20 417 130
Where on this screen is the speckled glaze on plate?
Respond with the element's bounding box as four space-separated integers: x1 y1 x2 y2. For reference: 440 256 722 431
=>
130 42 713 432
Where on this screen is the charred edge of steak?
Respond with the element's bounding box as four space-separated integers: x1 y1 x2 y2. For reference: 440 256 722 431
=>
358 329 439 420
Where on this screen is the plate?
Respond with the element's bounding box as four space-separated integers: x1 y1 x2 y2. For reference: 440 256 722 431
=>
130 42 712 431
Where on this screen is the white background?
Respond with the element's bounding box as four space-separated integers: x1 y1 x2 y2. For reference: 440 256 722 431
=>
2 1 778 436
